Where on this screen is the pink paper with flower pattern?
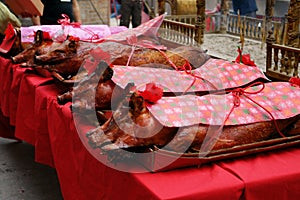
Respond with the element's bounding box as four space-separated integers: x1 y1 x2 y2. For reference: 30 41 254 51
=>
104 15 165 42
112 58 268 92
147 82 300 127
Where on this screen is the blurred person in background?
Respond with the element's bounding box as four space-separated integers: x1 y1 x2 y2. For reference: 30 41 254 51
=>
111 0 121 18
232 0 258 18
119 0 142 28
32 0 81 25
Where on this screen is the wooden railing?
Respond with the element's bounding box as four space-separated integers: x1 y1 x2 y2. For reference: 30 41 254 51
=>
159 18 200 46
227 14 284 42
227 14 263 40
266 42 300 81
165 14 222 33
163 14 285 44
164 15 196 25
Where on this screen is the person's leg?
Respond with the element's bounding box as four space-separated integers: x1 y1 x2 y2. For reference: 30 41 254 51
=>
119 0 131 28
245 11 256 18
131 0 142 28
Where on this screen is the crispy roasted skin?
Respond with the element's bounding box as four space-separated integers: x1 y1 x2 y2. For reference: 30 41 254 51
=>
110 43 210 69
12 30 57 64
167 117 299 152
87 92 178 150
57 43 210 105
70 61 126 111
285 118 300 136
34 39 95 75
86 86 299 154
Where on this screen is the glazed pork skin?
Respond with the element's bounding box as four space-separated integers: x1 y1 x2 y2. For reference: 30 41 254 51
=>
167 118 298 153
12 30 58 65
86 92 178 150
110 43 210 69
70 62 126 111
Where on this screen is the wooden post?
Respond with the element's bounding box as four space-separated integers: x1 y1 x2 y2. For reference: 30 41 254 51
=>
265 0 276 72
265 0 275 40
285 0 299 76
195 0 205 45
266 29 276 70
220 0 229 33
157 0 166 16
285 0 300 48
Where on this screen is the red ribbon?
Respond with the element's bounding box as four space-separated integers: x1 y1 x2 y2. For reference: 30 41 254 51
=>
57 14 100 42
57 14 81 28
224 82 284 137
201 82 285 153
289 77 300 88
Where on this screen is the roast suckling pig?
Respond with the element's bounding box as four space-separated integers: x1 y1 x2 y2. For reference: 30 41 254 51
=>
285 118 300 136
166 117 299 153
68 61 129 113
86 91 178 151
34 36 98 76
11 30 57 65
86 88 300 154
11 29 210 78
105 42 210 69
57 43 210 104
42 39 209 76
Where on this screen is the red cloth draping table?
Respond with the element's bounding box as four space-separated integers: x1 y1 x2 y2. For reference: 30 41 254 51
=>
219 148 300 199
14 72 52 145
9 65 32 125
32 84 58 167
46 99 244 200
0 57 18 139
1 56 300 199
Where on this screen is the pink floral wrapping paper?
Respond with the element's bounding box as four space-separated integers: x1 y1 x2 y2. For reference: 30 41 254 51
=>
146 82 300 127
20 15 164 44
112 58 268 92
21 25 120 43
104 15 165 42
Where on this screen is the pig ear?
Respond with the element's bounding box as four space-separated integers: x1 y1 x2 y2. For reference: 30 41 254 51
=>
68 40 78 53
101 66 114 82
34 30 44 46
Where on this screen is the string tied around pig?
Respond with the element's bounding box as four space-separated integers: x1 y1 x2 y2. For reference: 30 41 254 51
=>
199 82 285 155
57 14 81 28
180 61 218 93
57 14 100 42
223 82 285 138
125 34 218 93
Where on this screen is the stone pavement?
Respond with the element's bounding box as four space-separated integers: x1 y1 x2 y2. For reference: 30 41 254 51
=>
0 138 63 200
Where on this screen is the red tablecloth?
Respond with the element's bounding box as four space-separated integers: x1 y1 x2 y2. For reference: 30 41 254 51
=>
1 56 300 200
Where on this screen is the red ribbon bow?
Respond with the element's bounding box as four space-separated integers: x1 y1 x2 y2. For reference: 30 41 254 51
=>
226 82 285 137
57 14 81 28
57 14 100 42
201 82 285 153
235 46 256 67
0 23 17 54
289 77 300 87
138 83 163 105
